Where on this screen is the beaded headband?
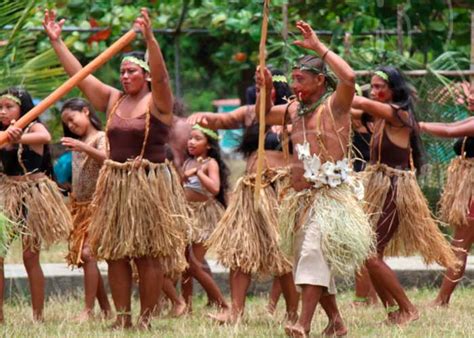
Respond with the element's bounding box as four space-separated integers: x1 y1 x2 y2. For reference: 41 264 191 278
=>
272 75 287 83
374 70 389 82
121 56 150 73
192 124 220 141
0 94 21 105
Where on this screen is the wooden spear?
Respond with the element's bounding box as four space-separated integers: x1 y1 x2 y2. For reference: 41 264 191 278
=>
0 29 137 145
254 0 270 203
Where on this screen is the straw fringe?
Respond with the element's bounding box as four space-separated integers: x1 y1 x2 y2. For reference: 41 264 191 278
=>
66 200 92 267
438 157 474 228
88 159 189 277
207 169 292 277
364 164 459 269
0 175 71 252
189 199 224 243
280 185 374 277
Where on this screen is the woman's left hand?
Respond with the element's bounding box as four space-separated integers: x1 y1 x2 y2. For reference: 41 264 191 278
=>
61 137 86 152
133 8 153 42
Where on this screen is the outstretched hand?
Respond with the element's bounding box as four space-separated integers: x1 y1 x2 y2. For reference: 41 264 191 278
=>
293 20 321 51
42 9 65 41
187 113 210 127
133 8 154 41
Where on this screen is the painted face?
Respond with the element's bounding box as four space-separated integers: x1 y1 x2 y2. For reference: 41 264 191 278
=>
290 69 323 102
119 61 148 94
61 108 91 137
370 75 393 103
0 97 20 126
187 129 209 157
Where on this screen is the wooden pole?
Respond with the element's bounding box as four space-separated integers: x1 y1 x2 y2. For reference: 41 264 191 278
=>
254 0 270 203
0 29 137 145
470 10 473 87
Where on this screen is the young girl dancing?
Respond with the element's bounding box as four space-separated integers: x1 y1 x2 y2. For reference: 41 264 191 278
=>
61 98 111 321
181 125 229 313
0 87 71 322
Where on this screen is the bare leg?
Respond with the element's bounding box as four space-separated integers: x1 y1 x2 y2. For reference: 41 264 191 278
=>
267 277 282 315
278 272 299 323
76 244 111 321
134 256 163 329
187 244 228 309
319 294 348 336
181 269 193 310
22 245 44 322
285 285 323 337
432 219 474 306
366 255 418 325
0 258 4 323
209 268 249 324
107 259 132 329
353 266 378 306
162 277 186 317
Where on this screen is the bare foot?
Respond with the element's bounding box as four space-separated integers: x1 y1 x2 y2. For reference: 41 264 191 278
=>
74 310 93 323
285 311 299 325
393 309 419 326
169 299 187 318
428 298 448 308
32 313 44 324
284 323 308 337
135 319 152 331
207 310 240 325
322 320 348 337
100 309 113 321
109 317 133 330
267 302 277 316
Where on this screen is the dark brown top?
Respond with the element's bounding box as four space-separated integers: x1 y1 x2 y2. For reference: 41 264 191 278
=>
371 120 410 169
107 112 169 163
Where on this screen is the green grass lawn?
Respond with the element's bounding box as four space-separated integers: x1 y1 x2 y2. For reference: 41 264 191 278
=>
1 288 473 337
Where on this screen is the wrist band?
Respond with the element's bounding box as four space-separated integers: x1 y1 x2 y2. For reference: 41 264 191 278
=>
322 49 330 62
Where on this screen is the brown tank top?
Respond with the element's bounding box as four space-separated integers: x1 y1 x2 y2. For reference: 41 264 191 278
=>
370 120 410 169
106 96 169 163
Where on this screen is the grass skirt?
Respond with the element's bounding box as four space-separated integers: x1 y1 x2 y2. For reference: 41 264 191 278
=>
0 174 71 253
66 199 92 267
207 169 292 277
438 157 474 228
364 164 458 268
279 184 374 277
188 199 224 243
88 159 190 277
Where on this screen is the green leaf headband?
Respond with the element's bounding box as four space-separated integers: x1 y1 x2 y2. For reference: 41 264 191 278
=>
272 75 287 83
192 124 220 141
355 83 362 96
374 70 389 82
0 94 21 105
121 56 150 73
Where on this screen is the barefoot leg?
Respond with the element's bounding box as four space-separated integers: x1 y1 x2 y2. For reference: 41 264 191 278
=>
22 244 44 322
107 259 132 328
319 294 348 336
278 272 299 322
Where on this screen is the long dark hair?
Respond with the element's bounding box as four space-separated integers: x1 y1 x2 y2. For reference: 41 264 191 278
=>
61 98 102 138
237 69 293 157
187 131 230 207
0 87 53 176
376 66 425 172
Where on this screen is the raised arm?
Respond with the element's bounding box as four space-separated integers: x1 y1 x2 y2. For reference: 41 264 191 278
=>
352 96 408 126
294 21 355 116
187 106 248 130
43 10 117 113
255 67 288 126
419 118 474 138
134 8 173 121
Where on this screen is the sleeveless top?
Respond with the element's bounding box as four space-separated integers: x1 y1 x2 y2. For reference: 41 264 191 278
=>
352 131 371 172
370 120 411 169
72 132 106 201
1 123 44 176
454 136 474 158
106 96 170 163
182 158 213 197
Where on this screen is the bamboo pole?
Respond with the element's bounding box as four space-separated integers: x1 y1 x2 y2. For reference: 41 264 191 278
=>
470 10 473 87
0 29 137 145
254 0 270 203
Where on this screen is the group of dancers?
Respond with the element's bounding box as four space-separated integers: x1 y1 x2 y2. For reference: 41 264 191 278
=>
0 8 471 337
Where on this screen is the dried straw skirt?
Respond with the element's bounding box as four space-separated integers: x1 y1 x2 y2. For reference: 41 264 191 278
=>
279 184 374 277
438 157 474 228
0 174 71 253
188 199 224 243
207 169 292 277
363 163 458 268
88 159 190 277
66 199 92 267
